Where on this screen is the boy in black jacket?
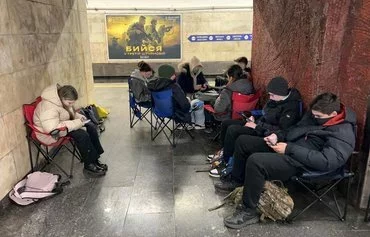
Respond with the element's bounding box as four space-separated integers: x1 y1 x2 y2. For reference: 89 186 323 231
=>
215 93 356 229
147 65 191 123
209 77 302 172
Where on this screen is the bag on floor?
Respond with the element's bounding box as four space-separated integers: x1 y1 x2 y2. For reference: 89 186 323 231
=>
94 104 110 119
208 181 294 221
9 171 63 206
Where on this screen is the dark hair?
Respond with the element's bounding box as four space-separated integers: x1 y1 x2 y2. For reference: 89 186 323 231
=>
234 56 248 65
139 16 146 20
310 92 340 114
138 61 152 72
226 64 243 81
58 85 78 100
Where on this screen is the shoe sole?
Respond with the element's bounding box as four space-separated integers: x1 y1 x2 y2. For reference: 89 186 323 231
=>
209 172 221 178
224 216 259 229
84 169 106 176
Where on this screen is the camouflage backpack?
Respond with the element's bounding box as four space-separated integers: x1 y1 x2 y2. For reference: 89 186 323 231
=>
209 181 294 222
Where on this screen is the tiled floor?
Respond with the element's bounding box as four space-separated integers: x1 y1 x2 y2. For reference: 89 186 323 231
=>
0 83 369 237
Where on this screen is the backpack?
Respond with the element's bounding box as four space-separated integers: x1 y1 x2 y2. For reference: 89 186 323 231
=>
209 181 294 222
9 172 64 206
79 105 106 133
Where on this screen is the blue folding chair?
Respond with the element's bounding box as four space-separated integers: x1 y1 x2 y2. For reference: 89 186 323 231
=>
128 78 152 128
151 89 194 147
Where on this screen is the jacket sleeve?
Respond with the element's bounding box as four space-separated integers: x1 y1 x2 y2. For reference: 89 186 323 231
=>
285 136 354 171
39 108 83 134
173 84 191 113
255 104 301 136
131 79 151 102
214 89 231 114
197 73 208 85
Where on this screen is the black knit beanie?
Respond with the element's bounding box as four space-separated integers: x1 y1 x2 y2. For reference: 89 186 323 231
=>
267 76 289 96
158 64 175 79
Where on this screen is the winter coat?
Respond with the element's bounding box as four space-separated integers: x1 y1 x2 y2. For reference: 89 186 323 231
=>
33 84 84 145
213 79 254 121
129 69 151 103
277 105 356 171
147 77 191 123
176 63 208 94
255 88 302 136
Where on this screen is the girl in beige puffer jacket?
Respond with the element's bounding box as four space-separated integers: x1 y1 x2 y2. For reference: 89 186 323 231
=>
33 84 107 176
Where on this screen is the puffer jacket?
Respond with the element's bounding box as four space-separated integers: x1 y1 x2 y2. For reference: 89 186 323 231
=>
129 69 151 103
213 79 254 121
255 88 302 136
33 84 83 145
277 105 356 171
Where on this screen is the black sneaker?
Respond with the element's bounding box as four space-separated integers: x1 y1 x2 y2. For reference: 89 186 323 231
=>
84 163 106 176
214 180 242 193
96 160 108 171
224 204 259 229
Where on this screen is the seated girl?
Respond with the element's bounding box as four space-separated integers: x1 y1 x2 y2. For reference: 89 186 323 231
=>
33 84 107 176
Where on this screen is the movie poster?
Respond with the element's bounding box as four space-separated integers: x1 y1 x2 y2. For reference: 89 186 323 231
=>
106 15 181 60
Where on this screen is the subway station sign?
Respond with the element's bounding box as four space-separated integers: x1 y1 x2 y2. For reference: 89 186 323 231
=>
187 34 252 42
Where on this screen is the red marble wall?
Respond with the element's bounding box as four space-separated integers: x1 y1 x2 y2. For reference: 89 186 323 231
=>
252 0 370 143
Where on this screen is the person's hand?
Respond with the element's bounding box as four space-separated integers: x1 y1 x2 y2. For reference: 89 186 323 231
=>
269 142 287 154
194 85 202 90
200 84 207 91
80 115 87 122
249 116 255 122
264 133 278 146
244 121 257 129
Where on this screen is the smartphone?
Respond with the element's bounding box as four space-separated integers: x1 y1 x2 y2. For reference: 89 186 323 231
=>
239 112 253 122
83 119 91 124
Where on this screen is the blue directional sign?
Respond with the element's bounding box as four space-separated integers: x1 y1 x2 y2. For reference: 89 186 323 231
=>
187 34 252 42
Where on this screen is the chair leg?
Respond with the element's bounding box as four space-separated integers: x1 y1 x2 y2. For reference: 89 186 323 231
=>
27 136 34 172
288 177 345 221
365 192 370 222
212 131 221 142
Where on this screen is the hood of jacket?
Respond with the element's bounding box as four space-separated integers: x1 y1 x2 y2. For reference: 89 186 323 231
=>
130 69 147 82
41 84 62 107
226 79 253 94
189 56 203 77
147 77 175 92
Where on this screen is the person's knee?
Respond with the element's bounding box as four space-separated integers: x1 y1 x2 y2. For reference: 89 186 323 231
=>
226 125 241 137
74 129 90 140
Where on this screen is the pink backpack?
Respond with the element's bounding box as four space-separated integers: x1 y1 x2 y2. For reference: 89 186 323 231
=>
9 171 63 206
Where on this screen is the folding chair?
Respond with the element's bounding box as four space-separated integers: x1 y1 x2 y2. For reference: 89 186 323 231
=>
23 97 80 179
128 78 152 128
150 89 194 147
205 90 261 141
288 166 354 222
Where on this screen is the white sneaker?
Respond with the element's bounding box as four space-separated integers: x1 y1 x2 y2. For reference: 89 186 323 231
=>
194 124 205 130
186 124 195 130
209 168 221 178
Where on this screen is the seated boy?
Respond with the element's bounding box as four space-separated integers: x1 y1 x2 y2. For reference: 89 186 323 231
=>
215 93 356 229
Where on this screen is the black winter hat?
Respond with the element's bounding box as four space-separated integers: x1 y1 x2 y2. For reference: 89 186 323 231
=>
158 64 175 79
267 77 289 96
